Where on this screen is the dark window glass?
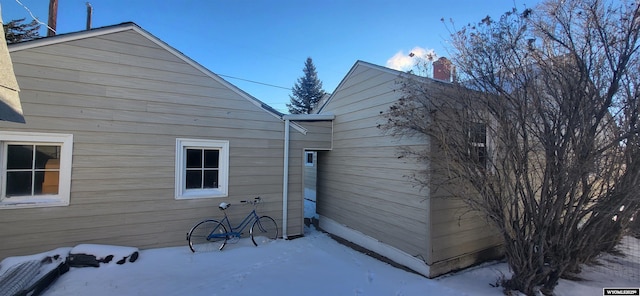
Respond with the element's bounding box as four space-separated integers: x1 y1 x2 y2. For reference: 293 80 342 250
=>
204 171 219 188
35 146 60 169
6 171 32 196
185 170 202 189
204 150 219 168
7 145 33 170
186 149 202 168
306 153 313 164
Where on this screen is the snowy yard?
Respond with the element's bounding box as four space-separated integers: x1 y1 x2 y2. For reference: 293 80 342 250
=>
1 226 638 296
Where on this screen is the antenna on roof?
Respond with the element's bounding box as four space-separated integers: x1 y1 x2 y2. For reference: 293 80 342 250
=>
86 2 93 30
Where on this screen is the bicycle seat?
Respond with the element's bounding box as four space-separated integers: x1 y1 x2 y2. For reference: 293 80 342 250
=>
219 202 230 210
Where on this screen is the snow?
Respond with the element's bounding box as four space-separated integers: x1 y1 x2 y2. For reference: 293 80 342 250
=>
0 248 70 276
69 244 138 263
304 187 317 219
2 228 632 296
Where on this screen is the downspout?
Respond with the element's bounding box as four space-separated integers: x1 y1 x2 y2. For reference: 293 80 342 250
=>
282 119 290 239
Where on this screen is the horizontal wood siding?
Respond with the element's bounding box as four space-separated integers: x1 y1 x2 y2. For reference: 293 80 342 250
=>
0 29 300 259
429 171 503 264
318 62 503 273
293 121 333 150
317 64 430 261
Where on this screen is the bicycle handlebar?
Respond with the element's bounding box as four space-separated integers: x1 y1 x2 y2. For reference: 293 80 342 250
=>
218 197 262 211
239 196 262 205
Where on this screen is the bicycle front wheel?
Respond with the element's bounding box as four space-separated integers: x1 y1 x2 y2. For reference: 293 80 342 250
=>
188 219 228 252
250 216 278 246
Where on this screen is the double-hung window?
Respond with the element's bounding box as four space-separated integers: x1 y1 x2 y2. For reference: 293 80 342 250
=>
469 122 487 168
175 138 229 199
0 132 73 208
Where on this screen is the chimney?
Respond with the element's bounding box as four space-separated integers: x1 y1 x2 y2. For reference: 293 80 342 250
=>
47 0 58 36
86 2 93 30
433 57 453 82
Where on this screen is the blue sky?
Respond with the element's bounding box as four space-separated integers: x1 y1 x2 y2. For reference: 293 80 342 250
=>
2 0 540 113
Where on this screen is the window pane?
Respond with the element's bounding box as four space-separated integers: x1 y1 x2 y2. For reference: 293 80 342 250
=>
185 170 202 189
6 171 32 196
7 145 33 170
35 145 60 169
470 123 486 144
40 171 59 194
204 150 219 168
472 146 487 167
307 153 313 164
186 149 202 168
204 170 219 188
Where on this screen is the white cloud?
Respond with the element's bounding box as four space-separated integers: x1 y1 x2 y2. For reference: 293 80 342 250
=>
385 47 437 71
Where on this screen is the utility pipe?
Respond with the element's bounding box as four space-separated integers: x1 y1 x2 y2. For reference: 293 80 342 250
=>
281 118 290 239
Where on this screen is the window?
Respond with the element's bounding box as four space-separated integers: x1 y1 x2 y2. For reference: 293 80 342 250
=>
305 151 315 167
175 138 229 199
0 132 73 209
468 122 487 168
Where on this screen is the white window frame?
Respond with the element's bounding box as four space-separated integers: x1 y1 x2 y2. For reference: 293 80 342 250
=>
175 138 229 199
0 131 73 209
305 151 315 167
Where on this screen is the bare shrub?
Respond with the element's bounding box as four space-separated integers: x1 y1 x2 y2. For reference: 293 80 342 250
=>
380 0 640 294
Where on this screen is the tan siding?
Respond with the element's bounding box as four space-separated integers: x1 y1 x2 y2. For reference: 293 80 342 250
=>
293 121 333 150
317 64 430 261
0 28 305 259
429 184 502 264
318 62 502 274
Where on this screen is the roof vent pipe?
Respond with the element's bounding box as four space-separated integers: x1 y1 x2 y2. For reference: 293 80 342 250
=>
86 2 93 30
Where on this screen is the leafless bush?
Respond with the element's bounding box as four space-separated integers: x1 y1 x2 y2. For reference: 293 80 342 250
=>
380 0 640 295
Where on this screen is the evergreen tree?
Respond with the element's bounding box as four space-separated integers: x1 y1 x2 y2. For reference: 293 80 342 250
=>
287 57 326 114
4 18 40 44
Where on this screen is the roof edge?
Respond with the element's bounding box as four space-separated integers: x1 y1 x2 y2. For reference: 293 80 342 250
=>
317 60 456 113
8 22 284 120
8 22 139 52
283 114 335 121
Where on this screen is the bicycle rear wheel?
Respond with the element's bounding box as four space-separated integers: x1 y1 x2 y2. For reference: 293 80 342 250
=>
188 219 228 252
250 216 278 246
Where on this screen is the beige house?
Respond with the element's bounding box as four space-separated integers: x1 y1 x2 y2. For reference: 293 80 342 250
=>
314 61 503 278
0 22 332 259
1 22 501 278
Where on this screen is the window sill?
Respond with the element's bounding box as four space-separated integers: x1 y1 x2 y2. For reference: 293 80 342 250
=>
176 189 228 200
0 198 69 209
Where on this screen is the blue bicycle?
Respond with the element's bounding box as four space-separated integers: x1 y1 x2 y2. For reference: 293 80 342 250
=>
187 197 279 252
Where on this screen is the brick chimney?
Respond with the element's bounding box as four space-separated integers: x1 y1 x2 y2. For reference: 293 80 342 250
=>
433 57 453 82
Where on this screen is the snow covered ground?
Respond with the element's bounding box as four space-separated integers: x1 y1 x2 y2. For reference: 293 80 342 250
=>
2 227 637 296
304 187 317 219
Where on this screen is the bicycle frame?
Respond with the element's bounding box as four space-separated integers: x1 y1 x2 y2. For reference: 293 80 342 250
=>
207 208 260 240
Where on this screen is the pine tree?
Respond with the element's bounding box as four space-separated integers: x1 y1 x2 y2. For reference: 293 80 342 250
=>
287 57 326 114
4 18 40 44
